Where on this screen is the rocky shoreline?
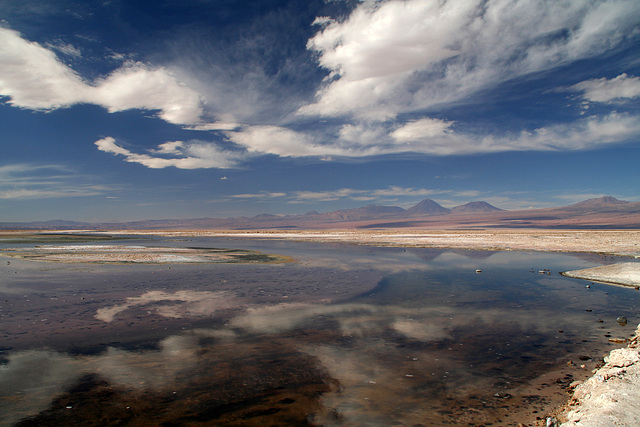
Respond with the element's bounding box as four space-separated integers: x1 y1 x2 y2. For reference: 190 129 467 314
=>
556 324 640 426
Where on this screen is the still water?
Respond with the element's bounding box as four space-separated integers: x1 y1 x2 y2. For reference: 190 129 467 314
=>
1 235 639 426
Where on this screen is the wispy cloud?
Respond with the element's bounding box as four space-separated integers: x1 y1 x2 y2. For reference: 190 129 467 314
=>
0 163 111 200
230 192 287 199
230 186 474 205
45 40 81 58
94 137 242 169
224 112 640 159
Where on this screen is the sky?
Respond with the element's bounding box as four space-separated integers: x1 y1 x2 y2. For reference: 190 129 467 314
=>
1 0 639 222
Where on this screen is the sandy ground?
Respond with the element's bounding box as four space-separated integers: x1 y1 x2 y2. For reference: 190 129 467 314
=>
111 229 640 257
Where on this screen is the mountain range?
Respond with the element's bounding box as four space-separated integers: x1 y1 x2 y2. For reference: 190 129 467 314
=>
1 196 639 230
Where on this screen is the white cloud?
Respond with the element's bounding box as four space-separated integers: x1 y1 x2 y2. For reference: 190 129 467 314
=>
338 122 388 145
224 125 341 157
151 141 184 155
92 64 204 125
229 111 640 159
570 73 640 103
95 137 241 169
299 0 640 120
403 112 640 155
0 27 88 110
390 118 453 142
0 28 205 125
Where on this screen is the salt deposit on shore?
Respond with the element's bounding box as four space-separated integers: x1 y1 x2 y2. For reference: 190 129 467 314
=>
558 324 640 426
562 263 640 288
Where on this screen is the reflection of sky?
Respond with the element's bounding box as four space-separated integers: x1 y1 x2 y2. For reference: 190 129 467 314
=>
1 238 638 425
95 290 234 322
3 293 637 425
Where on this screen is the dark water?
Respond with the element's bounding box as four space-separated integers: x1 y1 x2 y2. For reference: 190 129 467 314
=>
1 235 639 426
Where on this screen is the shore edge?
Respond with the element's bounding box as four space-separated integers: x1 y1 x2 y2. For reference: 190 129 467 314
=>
556 324 640 426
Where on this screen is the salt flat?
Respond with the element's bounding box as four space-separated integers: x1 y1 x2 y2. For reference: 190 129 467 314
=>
116 229 640 257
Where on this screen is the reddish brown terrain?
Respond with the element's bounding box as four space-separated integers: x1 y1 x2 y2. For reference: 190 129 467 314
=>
1 196 639 230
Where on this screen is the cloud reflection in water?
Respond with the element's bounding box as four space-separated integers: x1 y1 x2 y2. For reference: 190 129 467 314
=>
1 248 632 426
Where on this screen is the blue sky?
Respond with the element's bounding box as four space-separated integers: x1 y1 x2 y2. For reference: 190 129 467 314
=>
1 0 639 222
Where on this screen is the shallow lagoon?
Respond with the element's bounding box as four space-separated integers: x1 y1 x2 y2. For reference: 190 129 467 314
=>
1 235 639 426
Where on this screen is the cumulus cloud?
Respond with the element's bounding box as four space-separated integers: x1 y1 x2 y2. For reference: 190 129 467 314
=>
299 0 640 120
0 27 205 125
570 73 640 103
0 27 88 109
95 137 242 169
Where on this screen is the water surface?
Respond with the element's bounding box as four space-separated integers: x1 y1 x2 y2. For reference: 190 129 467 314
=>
1 235 638 426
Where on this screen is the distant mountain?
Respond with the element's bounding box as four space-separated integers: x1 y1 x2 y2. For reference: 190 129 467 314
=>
406 199 450 215
2 195 639 230
569 196 629 208
252 213 279 219
451 201 504 213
